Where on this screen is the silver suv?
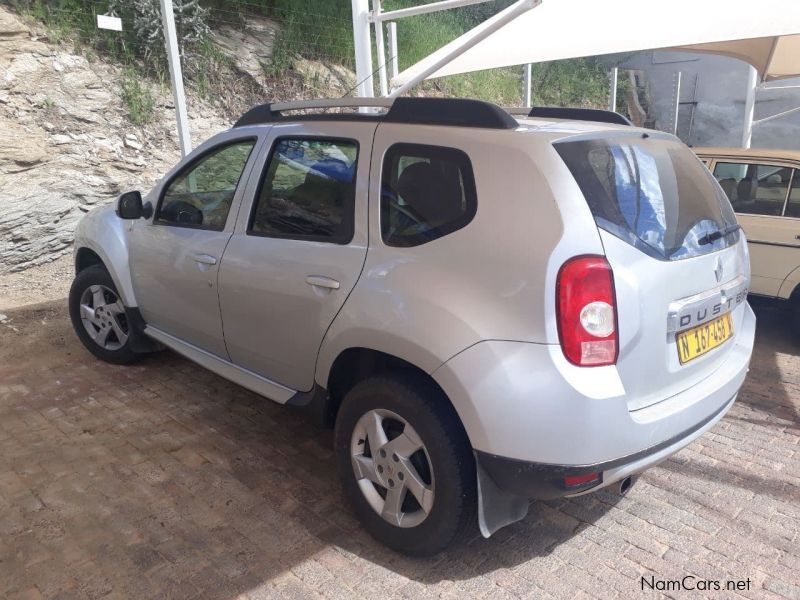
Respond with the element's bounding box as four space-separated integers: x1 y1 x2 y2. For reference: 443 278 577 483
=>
69 97 755 556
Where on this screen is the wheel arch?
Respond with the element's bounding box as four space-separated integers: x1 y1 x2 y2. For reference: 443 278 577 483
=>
778 266 800 300
72 206 138 307
321 347 471 446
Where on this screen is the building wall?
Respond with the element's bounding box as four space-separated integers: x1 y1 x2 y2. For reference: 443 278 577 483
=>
617 51 800 150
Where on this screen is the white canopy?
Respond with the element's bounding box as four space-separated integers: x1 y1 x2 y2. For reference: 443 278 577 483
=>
391 0 800 88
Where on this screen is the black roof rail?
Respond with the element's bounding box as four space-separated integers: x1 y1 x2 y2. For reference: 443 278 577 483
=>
385 97 518 129
526 106 633 126
233 97 518 130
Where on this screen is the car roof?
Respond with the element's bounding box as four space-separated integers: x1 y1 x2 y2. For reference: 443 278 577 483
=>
694 146 800 164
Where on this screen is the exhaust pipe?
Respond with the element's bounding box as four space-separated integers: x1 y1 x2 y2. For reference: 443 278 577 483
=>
619 476 635 496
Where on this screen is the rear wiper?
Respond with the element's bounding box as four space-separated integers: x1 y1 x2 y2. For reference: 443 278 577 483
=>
699 224 741 246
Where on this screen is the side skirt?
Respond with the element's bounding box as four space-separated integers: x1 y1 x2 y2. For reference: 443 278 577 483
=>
144 326 297 404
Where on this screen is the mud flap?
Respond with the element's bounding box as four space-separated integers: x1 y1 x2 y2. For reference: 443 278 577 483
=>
476 454 530 538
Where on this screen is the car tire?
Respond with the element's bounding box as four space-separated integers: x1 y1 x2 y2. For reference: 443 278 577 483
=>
68 264 140 365
334 374 476 556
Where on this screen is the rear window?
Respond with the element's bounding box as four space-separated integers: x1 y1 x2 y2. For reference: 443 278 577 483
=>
555 135 739 261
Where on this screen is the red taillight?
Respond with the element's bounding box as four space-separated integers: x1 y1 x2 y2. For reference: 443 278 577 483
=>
556 256 618 367
564 472 601 487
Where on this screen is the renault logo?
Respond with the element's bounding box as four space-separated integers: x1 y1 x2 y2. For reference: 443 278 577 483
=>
714 258 723 283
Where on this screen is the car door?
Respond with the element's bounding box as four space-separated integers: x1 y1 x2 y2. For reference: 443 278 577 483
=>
710 158 797 297
130 133 262 358
218 122 376 391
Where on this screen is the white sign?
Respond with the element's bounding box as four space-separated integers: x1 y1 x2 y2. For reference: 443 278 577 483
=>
96 14 122 32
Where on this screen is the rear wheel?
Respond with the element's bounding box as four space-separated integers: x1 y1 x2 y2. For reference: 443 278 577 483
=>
69 265 140 365
334 375 476 556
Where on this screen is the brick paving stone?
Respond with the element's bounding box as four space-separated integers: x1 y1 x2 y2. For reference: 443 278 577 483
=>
0 300 798 599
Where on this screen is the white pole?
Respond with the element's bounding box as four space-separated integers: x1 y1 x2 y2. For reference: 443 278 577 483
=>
160 0 191 157
351 0 375 99
387 22 399 81
522 64 532 106
372 0 388 96
741 65 758 149
609 67 618 112
672 71 682 136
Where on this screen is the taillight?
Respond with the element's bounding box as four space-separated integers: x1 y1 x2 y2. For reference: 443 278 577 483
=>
556 256 618 367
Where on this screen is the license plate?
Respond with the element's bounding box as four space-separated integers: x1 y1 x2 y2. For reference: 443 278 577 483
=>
676 313 734 364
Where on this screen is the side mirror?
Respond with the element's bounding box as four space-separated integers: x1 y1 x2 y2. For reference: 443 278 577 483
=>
116 191 152 220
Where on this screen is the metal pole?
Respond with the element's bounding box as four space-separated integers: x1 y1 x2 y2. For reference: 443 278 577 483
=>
741 65 758 149
351 0 375 99
522 64 532 106
387 22 399 81
609 67 618 112
390 0 540 97
672 71 682 136
160 0 191 157
372 0 388 96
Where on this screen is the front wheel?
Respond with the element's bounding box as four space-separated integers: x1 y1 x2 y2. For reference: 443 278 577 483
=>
334 375 476 556
68 264 140 365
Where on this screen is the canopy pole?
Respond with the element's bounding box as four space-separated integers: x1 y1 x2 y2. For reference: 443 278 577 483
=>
387 22 399 80
522 64 532 106
672 71 682 136
160 0 191 157
609 68 618 112
741 65 757 148
372 0 389 96
351 0 375 100
389 0 541 97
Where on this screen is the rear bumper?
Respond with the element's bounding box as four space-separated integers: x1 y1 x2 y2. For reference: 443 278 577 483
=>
433 302 755 472
475 394 734 499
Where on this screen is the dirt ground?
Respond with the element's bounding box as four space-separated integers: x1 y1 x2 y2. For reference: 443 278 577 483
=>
0 255 73 312
0 292 798 599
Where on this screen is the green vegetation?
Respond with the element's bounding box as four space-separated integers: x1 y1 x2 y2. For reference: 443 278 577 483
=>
8 0 614 123
120 67 155 125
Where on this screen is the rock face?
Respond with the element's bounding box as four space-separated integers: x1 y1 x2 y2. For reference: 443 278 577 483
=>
0 7 228 273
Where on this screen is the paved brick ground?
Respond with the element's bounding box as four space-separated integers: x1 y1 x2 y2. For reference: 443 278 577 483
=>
0 300 797 599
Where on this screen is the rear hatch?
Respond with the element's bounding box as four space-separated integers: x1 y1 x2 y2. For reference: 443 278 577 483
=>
555 131 749 410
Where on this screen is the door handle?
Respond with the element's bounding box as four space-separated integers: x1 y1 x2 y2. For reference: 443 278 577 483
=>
193 254 218 265
305 275 340 290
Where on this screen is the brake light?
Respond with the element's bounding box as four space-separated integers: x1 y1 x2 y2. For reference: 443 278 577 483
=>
556 256 618 366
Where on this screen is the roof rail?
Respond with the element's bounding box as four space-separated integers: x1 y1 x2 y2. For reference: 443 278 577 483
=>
517 106 633 126
233 97 518 130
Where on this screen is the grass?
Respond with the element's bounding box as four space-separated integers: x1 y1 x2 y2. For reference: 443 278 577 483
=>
120 67 155 125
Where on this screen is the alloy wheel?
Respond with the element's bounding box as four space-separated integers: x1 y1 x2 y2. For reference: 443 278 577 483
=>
78 284 129 351
350 408 435 528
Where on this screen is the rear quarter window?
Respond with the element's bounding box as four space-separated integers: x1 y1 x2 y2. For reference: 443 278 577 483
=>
556 135 740 261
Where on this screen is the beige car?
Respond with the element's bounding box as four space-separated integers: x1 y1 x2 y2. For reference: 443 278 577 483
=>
696 147 800 301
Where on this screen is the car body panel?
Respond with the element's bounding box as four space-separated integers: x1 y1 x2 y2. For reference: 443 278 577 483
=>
433 302 754 464
127 129 266 359
73 203 138 307
315 122 607 386
218 121 378 391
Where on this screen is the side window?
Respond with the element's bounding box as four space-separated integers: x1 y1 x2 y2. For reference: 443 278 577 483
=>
712 161 791 216
250 138 358 243
158 140 255 230
784 171 800 218
381 143 477 247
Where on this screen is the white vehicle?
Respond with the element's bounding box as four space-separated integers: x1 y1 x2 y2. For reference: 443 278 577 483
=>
696 148 800 307
69 98 755 555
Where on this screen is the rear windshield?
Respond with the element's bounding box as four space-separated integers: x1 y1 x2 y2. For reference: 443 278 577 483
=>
555 135 739 261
